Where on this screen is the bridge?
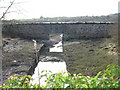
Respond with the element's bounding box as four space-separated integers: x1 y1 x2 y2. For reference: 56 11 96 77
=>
2 22 114 40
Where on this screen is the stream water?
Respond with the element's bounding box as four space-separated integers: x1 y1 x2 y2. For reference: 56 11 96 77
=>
31 34 68 86
49 41 63 52
31 61 67 86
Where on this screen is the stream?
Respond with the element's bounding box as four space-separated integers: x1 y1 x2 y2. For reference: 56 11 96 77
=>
30 34 68 86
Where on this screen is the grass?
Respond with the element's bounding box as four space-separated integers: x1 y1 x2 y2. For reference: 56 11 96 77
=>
64 38 118 76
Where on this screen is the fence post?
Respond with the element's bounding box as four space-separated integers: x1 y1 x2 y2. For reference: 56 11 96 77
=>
0 20 3 86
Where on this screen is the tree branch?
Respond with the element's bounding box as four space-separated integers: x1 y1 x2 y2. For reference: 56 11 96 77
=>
0 0 15 20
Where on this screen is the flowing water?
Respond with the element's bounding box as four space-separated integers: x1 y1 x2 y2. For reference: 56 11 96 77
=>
31 34 67 86
49 41 63 52
31 61 67 86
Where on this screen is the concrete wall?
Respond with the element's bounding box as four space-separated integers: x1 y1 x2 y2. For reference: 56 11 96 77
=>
2 22 114 40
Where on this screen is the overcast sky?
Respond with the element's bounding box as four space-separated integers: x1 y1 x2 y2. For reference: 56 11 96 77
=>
0 0 119 19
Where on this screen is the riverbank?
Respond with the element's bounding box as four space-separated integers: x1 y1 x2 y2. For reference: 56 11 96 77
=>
64 38 118 76
2 37 118 83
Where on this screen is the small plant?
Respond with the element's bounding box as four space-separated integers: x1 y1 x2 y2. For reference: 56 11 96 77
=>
42 64 120 88
2 74 32 88
1 64 120 88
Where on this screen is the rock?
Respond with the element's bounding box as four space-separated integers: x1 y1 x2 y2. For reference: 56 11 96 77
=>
40 56 64 62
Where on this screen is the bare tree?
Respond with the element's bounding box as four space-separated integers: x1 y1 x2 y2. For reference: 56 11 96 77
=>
0 0 16 20
0 0 15 20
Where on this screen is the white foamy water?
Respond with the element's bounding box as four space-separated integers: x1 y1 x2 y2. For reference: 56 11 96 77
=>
49 41 63 52
31 61 68 86
49 34 63 52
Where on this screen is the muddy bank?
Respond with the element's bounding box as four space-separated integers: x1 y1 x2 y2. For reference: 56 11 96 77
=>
2 38 41 82
2 37 118 83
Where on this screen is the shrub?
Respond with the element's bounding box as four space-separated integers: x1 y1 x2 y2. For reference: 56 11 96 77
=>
1 64 120 88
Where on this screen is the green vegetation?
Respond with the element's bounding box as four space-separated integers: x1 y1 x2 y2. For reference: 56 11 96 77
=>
64 38 118 76
1 64 120 88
